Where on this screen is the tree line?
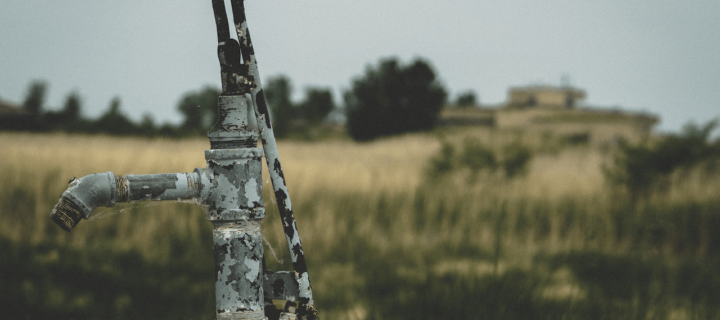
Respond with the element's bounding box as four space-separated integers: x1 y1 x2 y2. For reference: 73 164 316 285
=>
0 81 194 138
1 56 475 141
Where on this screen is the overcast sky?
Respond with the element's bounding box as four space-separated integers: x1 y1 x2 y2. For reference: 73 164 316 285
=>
1 0 718 134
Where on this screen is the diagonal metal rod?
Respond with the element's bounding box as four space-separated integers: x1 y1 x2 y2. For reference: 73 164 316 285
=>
229 1 318 319
211 0 231 43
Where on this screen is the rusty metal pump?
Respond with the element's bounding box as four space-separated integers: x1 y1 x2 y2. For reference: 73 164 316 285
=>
49 1 318 319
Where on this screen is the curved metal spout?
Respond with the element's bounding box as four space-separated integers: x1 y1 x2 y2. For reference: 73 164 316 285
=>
50 172 117 232
50 171 203 232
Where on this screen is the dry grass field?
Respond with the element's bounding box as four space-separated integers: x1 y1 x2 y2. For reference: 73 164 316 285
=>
1 129 719 319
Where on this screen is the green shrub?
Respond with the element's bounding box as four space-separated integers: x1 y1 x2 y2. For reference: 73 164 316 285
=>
426 138 533 181
561 132 590 146
604 119 720 201
425 140 456 180
502 142 533 178
460 137 496 181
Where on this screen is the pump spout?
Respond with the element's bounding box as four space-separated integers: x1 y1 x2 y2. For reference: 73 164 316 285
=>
50 172 117 232
50 171 204 232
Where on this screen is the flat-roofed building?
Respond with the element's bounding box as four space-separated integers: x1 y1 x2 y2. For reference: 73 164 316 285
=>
506 85 586 109
0 98 23 114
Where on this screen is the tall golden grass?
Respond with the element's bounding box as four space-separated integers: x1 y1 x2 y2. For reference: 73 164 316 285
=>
1 130 719 319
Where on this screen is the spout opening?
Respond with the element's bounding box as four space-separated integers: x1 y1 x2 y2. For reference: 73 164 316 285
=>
50 198 83 232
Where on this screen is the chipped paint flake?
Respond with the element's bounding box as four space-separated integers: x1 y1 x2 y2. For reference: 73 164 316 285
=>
244 178 260 207
244 257 260 282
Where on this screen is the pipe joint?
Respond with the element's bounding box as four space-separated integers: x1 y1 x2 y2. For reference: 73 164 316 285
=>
50 172 117 232
197 147 264 222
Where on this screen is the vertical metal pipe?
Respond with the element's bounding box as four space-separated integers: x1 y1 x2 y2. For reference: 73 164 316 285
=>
205 91 266 318
213 220 265 319
229 1 318 319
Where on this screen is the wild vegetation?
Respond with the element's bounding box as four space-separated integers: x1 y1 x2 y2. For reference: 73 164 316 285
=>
1 123 719 319
0 78 337 139
2 55 447 142
344 57 447 141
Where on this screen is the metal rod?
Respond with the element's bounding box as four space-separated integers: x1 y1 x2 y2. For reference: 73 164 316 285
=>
211 0 231 43
229 1 318 319
212 0 248 95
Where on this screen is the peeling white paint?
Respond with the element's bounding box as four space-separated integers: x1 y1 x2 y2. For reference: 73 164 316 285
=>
244 257 260 282
244 178 260 207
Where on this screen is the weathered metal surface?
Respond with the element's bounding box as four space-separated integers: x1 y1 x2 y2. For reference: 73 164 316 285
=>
50 197 84 232
214 220 265 318
219 95 251 131
202 130 268 320
208 10 271 315
212 0 254 97
51 171 207 231
50 172 116 231
209 131 258 149
228 1 317 318
279 301 298 320
211 0 231 44
117 173 201 202
206 148 264 161
115 174 129 202
200 148 264 218
279 312 297 320
212 0 250 96
263 271 299 301
216 311 265 320
203 129 267 320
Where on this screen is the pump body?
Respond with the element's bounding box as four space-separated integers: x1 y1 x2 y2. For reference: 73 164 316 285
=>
49 1 317 319
50 96 297 320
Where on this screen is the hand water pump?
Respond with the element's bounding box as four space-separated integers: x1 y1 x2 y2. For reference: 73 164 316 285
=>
49 1 319 319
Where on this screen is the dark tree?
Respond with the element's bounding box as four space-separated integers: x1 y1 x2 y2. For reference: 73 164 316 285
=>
344 57 447 141
60 91 82 122
22 80 47 116
455 90 477 107
297 87 335 125
137 113 157 137
264 75 295 138
20 80 48 130
501 142 532 178
44 91 84 131
604 119 720 203
95 97 136 135
177 86 221 134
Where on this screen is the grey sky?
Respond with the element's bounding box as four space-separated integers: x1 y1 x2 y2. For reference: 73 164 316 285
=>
1 0 719 134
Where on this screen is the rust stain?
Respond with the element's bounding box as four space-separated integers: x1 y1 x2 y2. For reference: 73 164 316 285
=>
116 175 129 202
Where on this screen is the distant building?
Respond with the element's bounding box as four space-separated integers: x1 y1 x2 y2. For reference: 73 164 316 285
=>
438 107 495 127
438 85 658 144
506 85 586 110
0 98 23 114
